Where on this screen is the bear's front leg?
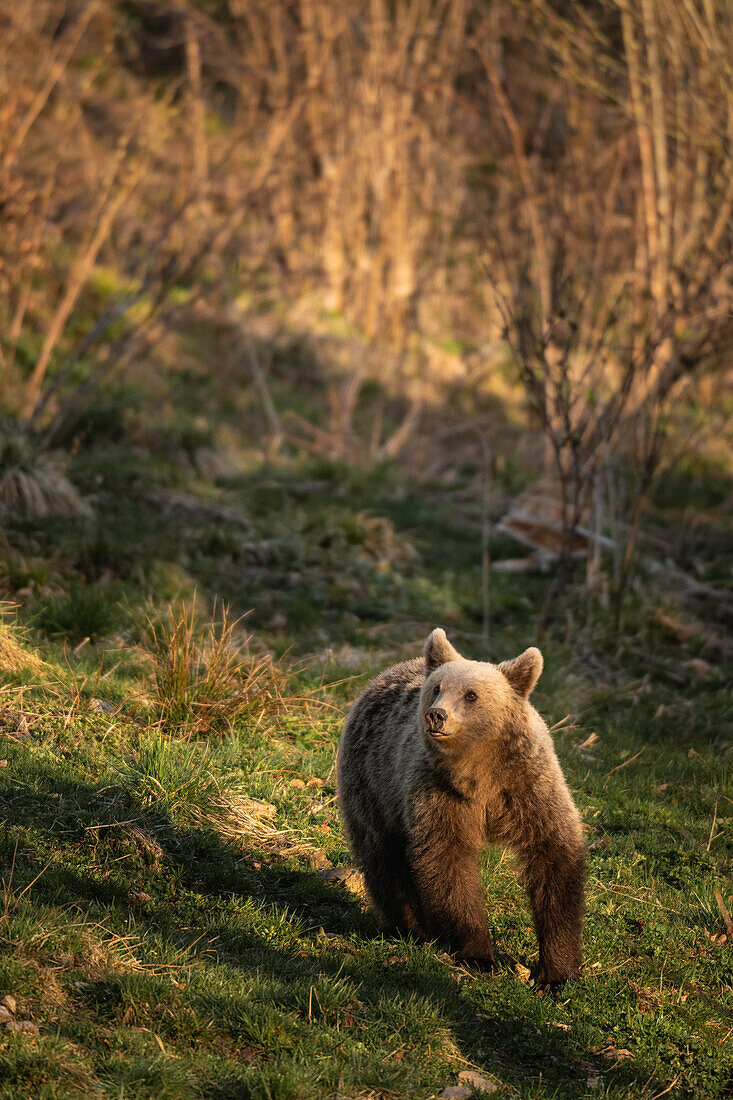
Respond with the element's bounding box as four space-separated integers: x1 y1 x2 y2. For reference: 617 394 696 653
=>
521 839 585 986
408 825 495 967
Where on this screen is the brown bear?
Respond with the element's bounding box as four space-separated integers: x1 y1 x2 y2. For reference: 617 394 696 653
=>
337 628 585 985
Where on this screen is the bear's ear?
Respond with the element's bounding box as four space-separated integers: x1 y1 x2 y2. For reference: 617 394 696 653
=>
499 647 543 697
423 628 462 670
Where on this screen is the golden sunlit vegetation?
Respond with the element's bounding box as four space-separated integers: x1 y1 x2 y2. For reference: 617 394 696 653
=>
0 2 732 1098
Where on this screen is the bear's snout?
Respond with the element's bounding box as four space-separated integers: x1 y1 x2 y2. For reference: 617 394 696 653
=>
425 707 448 734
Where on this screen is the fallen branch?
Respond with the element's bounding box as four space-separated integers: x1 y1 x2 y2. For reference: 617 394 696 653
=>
143 490 251 529
714 889 733 938
706 801 718 852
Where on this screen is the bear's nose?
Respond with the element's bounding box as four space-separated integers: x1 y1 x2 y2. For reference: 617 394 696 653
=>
425 707 447 733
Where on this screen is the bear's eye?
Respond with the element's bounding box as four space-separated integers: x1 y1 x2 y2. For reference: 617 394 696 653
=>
434 683 441 696
465 690 478 703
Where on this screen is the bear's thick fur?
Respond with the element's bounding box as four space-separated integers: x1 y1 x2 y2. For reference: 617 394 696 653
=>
337 628 586 985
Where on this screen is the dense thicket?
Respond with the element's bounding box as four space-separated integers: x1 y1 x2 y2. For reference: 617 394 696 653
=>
1 1 731 533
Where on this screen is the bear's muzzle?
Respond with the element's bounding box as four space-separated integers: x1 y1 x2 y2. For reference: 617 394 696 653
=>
424 707 448 735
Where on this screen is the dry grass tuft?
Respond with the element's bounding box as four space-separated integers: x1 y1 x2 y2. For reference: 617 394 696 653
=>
183 787 285 849
0 607 47 675
140 599 290 739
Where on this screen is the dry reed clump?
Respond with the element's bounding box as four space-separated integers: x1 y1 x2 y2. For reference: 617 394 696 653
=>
0 430 90 519
0 463 91 518
139 600 291 739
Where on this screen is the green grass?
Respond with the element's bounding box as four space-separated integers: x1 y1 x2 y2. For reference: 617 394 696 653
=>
1 454 732 1099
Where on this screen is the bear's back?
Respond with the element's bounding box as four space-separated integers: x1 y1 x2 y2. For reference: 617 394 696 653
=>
344 657 425 741
337 657 426 841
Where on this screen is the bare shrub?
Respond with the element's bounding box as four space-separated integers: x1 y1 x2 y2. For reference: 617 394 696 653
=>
0 2 317 448
1 1 479 465
477 0 733 626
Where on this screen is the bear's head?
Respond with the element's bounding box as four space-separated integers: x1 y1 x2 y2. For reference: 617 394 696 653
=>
419 628 543 752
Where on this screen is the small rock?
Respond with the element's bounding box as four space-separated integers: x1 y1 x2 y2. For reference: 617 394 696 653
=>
459 1070 498 1093
491 557 539 573
290 778 306 789
440 1089 472 1099
89 698 116 714
0 760 7 767
128 891 152 905
0 710 29 738
5 1020 39 1035
193 446 242 481
0 1007 13 1024
330 644 369 669
318 866 365 893
306 777 324 788
683 658 712 679
1 995 17 1014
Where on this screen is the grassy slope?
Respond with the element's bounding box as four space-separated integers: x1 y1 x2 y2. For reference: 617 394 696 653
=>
1 451 732 1100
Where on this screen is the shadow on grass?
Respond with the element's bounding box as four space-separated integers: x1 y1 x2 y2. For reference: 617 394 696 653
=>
0 757 673 1099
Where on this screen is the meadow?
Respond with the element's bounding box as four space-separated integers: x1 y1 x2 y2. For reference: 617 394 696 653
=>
1 444 731 1099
